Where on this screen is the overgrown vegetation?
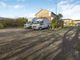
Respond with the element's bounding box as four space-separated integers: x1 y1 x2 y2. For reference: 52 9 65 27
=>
16 17 28 26
0 17 28 28
51 14 64 29
0 14 64 29
0 23 4 29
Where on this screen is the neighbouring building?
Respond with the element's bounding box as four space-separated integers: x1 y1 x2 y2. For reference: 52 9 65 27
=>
35 9 56 22
63 19 80 26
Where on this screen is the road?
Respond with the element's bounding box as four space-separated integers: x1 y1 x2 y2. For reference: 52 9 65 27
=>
0 27 80 60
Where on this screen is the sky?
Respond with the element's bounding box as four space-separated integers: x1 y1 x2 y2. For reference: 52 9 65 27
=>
0 0 80 19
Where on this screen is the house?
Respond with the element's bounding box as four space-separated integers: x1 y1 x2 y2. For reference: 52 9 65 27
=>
35 9 56 22
63 19 73 26
63 19 80 26
73 20 80 26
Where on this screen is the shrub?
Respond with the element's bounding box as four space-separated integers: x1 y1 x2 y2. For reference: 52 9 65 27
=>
51 19 57 28
16 17 28 26
0 17 28 28
0 23 4 29
51 14 63 29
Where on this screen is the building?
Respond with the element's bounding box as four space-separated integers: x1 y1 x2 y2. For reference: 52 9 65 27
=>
35 9 56 22
63 19 80 26
73 20 80 26
63 19 73 26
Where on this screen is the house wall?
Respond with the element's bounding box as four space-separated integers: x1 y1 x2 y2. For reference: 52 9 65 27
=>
35 10 56 22
73 20 80 24
64 19 80 26
64 19 72 26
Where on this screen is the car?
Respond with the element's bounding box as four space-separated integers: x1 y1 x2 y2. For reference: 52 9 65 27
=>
24 22 32 29
77 23 80 26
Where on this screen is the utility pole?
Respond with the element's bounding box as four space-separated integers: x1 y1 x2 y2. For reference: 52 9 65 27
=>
56 0 58 15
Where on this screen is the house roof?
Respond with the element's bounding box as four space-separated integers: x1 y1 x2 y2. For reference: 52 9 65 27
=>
35 9 56 16
63 19 80 21
51 12 56 16
62 19 72 20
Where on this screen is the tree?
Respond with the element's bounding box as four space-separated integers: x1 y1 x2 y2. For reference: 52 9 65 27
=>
57 14 63 20
57 14 63 28
51 18 57 28
16 17 28 26
0 23 4 29
51 14 63 28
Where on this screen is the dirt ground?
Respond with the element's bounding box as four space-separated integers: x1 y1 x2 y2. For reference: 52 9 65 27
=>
0 27 79 60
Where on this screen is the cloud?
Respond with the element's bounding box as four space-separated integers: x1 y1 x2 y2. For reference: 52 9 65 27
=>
13 5 24 9
0 1 24 9
26 13 35 18
0 2 7 7
58 0 80 19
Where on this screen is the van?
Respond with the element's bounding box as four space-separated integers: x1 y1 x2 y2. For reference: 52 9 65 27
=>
31 19 50 30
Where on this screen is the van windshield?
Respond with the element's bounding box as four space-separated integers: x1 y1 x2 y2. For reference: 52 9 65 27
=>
33 21 43 24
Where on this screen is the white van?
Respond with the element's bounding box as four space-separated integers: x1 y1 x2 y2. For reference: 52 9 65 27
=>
31 19 50 30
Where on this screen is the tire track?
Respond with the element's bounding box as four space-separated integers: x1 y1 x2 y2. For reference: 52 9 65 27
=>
26 39 62 60
0 31 54 60
0 28 70 60
8 34 58 60
0 29 35 44
33 39 62 60
7 32 64 60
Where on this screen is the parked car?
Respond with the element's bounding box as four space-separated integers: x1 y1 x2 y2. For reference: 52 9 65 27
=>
31 19 50 30
24 22 32 29
24 18 37 28
76 23 80 27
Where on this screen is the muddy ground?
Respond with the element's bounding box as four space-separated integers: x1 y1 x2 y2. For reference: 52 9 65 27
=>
0 27 79 60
